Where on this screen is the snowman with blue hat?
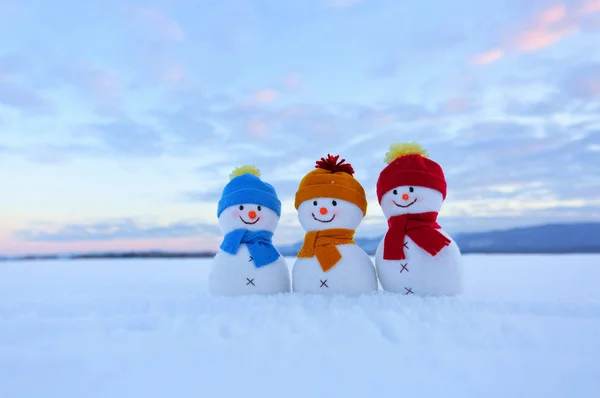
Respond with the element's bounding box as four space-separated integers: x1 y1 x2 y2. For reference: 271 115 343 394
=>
208 165 291 296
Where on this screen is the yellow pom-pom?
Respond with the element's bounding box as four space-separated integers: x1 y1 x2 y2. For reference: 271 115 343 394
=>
229 165 261 180
384 142 429 164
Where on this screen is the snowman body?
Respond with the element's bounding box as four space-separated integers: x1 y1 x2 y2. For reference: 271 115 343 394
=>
292 197 378 295
375 185 463 296
210 244 290 296
375 228 462 296
293 244 376 294
208 203 291 296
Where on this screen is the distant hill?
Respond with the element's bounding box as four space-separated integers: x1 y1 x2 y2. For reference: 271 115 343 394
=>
2 222 599 261
453 222 600 254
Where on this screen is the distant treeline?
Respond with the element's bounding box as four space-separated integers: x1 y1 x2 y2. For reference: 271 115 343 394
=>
2 247 600 262
2 222 600 262
0 251 216 262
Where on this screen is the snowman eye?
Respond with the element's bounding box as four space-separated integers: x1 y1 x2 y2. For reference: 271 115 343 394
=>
239 205 244 210
393 190 398 195
332 200 337 206
313 201 318 206
257 205 262 211
409 187 414 193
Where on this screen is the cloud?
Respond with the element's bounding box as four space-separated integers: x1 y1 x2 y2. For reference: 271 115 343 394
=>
472 49 505 65
62 63 123 107
440 97 472 114
83 118 165 157
538 4 568 25
126 89 479 173
505 61 600 115
581 0 600 13
472 2 600 65
0 78 54 114
0 54 128 115
179 1 261 54
5 56 125 114
16 219 219 242
515 25 579 52
367 29 467 79
126 5 184 42
14 144 99 165
186 190 224 203
148 104 219 148
562 62 600 98
162 64 186 83
247 120 270 138
281 73 303 91
254 89 279 103
436 122 600 205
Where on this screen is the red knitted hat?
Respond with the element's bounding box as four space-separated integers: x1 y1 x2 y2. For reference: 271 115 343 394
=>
376 142 447 203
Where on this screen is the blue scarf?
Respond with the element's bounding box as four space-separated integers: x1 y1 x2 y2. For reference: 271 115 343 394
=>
220 229 280 268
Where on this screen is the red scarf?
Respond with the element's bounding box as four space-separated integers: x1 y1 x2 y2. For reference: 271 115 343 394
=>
383 212 451 260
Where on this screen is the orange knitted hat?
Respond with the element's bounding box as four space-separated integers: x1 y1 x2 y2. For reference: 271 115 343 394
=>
294 154 367 216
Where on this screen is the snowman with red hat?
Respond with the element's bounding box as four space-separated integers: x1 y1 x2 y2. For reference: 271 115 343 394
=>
375 142 463 296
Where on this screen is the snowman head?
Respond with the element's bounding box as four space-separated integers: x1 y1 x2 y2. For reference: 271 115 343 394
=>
297 197 364 232
376 142 447 220
217 165 282 234
295 154 367 232
379 185 444 219
218 203 280 234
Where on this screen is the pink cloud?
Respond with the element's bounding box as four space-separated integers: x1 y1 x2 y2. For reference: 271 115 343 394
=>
162 64 185 83
128 6 184 42
472 3 588 65
247 120 269 138
0 236 220 256
442 97 471 113
538 4 567 25
586 80 600 96
254 89 279 103
581 0 600 13
83 66 123 103
515 25 579 52
472 49 505 65
282 73 303 91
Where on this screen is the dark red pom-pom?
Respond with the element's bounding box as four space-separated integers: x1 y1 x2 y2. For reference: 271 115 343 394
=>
315 154 355 175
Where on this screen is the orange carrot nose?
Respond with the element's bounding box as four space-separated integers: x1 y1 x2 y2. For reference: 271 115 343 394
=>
248 210 257 219
402 193 410 201
319 207 328 215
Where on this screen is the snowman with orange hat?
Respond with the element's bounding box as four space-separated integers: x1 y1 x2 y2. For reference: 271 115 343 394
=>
209 165 291 296
292 155 378 295
375 143 463 296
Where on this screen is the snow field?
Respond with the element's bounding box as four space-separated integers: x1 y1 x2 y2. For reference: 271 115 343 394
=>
1 255 599 398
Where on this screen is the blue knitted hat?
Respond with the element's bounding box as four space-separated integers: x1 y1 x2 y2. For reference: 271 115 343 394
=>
217 165 281 218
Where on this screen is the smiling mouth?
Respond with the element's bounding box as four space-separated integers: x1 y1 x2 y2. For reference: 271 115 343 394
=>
393 198 417 208
239 216 260 225
312 213 336 223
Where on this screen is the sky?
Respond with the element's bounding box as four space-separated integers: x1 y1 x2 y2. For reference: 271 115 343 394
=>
1 0 600 255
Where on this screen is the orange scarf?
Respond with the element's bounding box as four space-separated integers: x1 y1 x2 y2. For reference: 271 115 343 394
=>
297 228 356 272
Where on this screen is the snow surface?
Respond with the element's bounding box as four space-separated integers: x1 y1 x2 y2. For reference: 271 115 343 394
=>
1 254 600 398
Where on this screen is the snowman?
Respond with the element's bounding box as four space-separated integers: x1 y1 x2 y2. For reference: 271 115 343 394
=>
208 165 291 296
292 154 378 295
374 142 463 296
